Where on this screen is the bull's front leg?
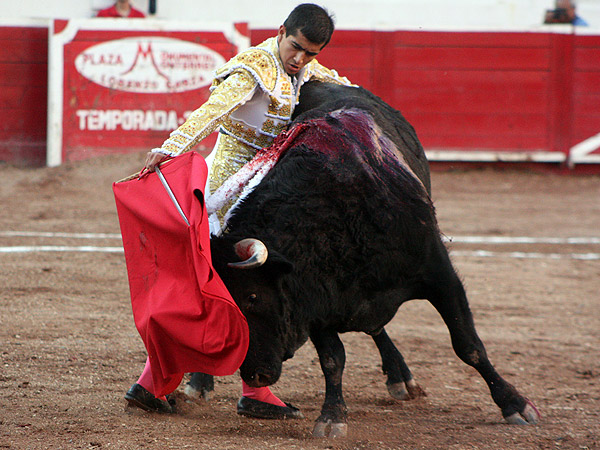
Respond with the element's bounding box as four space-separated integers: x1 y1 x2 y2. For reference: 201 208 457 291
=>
310 328 348 438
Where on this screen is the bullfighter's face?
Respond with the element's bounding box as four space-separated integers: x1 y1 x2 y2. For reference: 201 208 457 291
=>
276 26 323 75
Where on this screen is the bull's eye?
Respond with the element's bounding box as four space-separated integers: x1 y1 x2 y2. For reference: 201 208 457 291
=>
247 293 258 303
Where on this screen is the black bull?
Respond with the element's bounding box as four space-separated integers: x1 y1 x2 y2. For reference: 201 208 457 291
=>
190 81 540 436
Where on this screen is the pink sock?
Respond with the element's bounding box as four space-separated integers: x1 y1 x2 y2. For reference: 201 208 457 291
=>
137 357 168 401
242 381 286 407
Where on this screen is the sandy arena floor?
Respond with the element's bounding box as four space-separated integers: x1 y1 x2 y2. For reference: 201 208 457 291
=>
1 153 599 449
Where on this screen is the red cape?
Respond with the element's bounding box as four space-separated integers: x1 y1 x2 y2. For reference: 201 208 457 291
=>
113 152 248 397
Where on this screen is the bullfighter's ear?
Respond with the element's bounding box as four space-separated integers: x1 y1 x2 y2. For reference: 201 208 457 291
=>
265 250 294 276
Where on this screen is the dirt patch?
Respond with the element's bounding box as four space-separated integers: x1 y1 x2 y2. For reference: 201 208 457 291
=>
1 153 599 449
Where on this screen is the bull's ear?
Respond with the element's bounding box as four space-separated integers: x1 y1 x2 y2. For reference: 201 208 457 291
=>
264 250 294 276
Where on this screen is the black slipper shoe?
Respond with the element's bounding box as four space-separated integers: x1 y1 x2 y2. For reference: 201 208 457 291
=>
236 396 303 419
124 383 175 414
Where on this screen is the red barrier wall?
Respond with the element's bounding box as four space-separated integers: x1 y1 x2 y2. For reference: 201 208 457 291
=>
1 25 598 166
573 34 600 149
253 28 600 163
0 24 48 166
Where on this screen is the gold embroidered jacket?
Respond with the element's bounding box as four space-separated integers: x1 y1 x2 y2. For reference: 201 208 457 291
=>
157 37 353 196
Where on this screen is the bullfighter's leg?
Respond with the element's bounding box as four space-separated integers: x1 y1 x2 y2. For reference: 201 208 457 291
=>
422 242 540 425
371 328 426 400
186 372 302 419
311 328 349 438
237 384 303 419
124 357 175 413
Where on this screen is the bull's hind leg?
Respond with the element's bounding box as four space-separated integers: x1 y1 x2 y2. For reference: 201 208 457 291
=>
310 328 348 438
371 328 426 400
423 242 540 425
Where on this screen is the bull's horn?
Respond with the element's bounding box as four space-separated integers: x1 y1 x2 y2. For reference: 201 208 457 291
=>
228 238 268 269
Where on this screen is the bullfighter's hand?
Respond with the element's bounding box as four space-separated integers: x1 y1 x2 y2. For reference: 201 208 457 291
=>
144 152 167 172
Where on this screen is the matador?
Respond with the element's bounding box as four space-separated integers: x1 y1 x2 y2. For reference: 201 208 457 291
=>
125 3 355 419
150 35 352 231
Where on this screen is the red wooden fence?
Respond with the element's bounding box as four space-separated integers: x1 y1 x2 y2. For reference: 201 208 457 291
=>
1 23 598 167
253 28 600 165
0 24 48 166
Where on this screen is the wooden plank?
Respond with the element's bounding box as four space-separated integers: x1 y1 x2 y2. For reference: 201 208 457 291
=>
547 32 575 155
329 30 376 47
404 110 548 150
404 111 547 135
0 131 46 142
394 89 547 115
0 27 47 41
0 40 47 63
0 86 47 110
395 30 552 48
0 108 47 134
315 47 373 70
573 34 600 48
573 85 600 109
393 46 550 70
573 120 600 139
574 47 600 71
0 63 47 87
393 69 548 114
573 72 600 94
416 131 549 150
394 68 548 85
418 134 549 150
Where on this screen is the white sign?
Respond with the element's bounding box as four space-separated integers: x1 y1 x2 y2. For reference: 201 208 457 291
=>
74 36 226 93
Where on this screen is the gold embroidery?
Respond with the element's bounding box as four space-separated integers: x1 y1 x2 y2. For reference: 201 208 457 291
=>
156 37 353 224
160 71 257 155
208 134 257 220
270 102 292 118
215 48 278 92
281 82 292 96
262 119 278 134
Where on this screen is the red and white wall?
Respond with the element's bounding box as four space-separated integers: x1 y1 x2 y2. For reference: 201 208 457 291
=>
46 19 248 166
276 27 600 165
1 18 599 167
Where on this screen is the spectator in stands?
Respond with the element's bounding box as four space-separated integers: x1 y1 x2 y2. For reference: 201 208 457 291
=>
544 0 588 26
97 0 145 18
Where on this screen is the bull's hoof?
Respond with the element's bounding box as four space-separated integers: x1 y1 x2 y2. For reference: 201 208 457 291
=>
183 383 212 401
236 396 304 419
313 419 348 438
406 379 427 398
387 379 427 400
387 382 410 400
504 400 541 425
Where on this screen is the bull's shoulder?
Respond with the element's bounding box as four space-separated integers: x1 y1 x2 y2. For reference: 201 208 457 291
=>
294 82 431 195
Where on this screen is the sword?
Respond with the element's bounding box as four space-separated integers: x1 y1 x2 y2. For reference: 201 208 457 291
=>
155 166 190 227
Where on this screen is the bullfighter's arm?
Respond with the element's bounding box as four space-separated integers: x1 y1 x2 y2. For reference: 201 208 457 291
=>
157 70 259 156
